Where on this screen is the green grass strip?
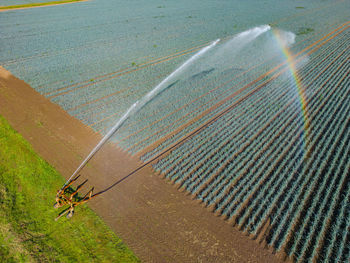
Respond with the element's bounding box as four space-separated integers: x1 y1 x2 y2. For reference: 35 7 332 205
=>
0 0 84 10
0 115 139 263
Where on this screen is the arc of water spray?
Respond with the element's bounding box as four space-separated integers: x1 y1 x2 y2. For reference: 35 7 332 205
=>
60 38 220 190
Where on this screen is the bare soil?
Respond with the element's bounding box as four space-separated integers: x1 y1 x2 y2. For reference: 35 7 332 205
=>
0 66 284 263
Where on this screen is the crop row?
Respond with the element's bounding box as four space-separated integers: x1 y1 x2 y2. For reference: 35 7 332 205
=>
150 29 349 173
232 49 350 230
152 27 350 263
167 38 350 195
139 27 350 162
114 30 318 152
290 118 350 262
264 55 350 250
146 28 349 163
75 14 350 144
244 64 349 257
153 55 344 217
226 54 349 236
191 51 349 220
315 164 350 262
151 31 350 171
269 69 350 250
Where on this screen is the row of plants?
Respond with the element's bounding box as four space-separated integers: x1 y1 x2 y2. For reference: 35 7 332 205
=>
137 26 349 161
152 27 350 262
154 29 347 193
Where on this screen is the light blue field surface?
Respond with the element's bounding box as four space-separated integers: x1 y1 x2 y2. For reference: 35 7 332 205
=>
1 1 350 262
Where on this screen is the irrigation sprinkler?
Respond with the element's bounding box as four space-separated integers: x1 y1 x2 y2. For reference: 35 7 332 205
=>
54 38 220 219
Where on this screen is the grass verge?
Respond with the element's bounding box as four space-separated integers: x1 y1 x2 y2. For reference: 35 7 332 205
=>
0 0 85 10
0 115 139 262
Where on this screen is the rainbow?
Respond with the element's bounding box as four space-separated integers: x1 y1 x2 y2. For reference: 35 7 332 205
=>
270 29 310 156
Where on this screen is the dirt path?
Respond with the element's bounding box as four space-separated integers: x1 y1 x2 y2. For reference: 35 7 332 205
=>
0 66 284 263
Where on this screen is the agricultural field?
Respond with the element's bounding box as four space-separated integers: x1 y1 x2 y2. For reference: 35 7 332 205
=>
1 0 350 262
152 24 350 262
